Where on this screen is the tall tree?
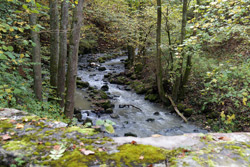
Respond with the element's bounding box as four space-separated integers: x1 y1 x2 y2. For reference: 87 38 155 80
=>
156 0 167 103
57 0 69 107
64 0 85 118
49 0 59 87
172 0 188 101
29 13 42 101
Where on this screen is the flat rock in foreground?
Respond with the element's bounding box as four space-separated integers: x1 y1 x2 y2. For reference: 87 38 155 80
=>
1 108 250 167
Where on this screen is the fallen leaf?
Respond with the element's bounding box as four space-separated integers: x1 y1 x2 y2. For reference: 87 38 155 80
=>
79 148 95 155
218 136 231 141
151 134 162 138
16 123 24 129
53 145 61 151
147 165 153 167
1 134 11 141
0 108 4 111
72 144 76 149
139 155 144 160
0 117 7 121
131 141 137 145
38 141 43 145
10 119 17 123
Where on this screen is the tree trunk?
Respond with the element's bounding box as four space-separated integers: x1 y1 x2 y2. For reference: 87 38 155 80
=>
156 0 167 103
57 0 69 107
49 0 59 87
127 45 135 68
172 0 188 101
29 13 42 101
64 0 84 119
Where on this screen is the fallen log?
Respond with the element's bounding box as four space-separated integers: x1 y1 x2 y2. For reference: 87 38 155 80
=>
166 94 188 123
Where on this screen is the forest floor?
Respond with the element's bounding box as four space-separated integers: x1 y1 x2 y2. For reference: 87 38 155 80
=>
1 108 250 167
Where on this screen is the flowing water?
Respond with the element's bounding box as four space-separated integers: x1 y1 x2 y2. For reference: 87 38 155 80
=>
77 53 207 137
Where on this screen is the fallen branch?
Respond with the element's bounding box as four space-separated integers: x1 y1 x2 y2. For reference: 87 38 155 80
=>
119 104 142 112
166 94 188 123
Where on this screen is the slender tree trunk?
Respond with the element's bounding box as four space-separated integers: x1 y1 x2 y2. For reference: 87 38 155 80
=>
172 0 188 101
57 0 69 107
64 0 84 119
127 45 135 68
156 0 167 103
49 0 59 87
29 13 42 101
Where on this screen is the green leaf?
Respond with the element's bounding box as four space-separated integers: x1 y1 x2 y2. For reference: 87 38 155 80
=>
22 4 28 10
96 120 105 126
105 119 116 125
0 54 7 60
7 46 13 51
104 123 115 134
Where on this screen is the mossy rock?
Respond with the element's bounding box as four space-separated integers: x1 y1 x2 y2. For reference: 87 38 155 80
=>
99 90 108 99
134 63 143 74
132 81 147 94
97 57 106 63
145 94 159 102
177 103 185 112
183 108 193 117
76 80 90 88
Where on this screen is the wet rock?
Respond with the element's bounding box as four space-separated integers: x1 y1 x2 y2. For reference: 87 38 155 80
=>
101 85 109 91
119 104 127 108
110 113 119 119
89 74 96 77
98 66 106 71
76 80 89 88
105 108 113 114
146 118 155 122
153 112 160 116
124 132 137 137
74 108 81 115
83 117 93 126
75 113 83 122
124 86 131 91
89 62 100 67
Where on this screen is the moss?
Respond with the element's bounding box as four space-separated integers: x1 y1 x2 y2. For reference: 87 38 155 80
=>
3 140 32 151
64 126 96 135
145 94 158 102
46 149 96 167
107 144 170 167
25 128 36 132
22 116 39 122
0 119 14 132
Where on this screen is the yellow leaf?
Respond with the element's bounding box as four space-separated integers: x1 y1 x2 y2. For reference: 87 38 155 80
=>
0 50 3 54
15 35 19 39
20 54 24 59
243 98 247 106
5 89 12 93
211 79 217 83
16 123 24 129
26 0 31 2
75 0 78 4
9 28 14 32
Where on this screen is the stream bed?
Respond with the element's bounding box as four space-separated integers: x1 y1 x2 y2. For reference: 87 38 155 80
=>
77 53 207 137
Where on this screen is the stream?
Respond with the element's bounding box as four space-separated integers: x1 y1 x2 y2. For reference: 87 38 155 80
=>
76 53 207 137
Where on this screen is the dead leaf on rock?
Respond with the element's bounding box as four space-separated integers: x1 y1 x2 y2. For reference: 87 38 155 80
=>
151 134 162 138
79 148 95 155
0 117 7 121
139 156 144 160
1 134 11 141
16 123 24 129
147 164 153 167
131 141 137 145
10 119 17 123
218 136 231 141
53 145 61 151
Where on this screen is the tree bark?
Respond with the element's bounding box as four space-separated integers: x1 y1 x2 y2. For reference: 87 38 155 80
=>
64 0 84 119
172 0 188 101
57 0 69 107
156 0 167 103
29 13 42 101
49 0 59 87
